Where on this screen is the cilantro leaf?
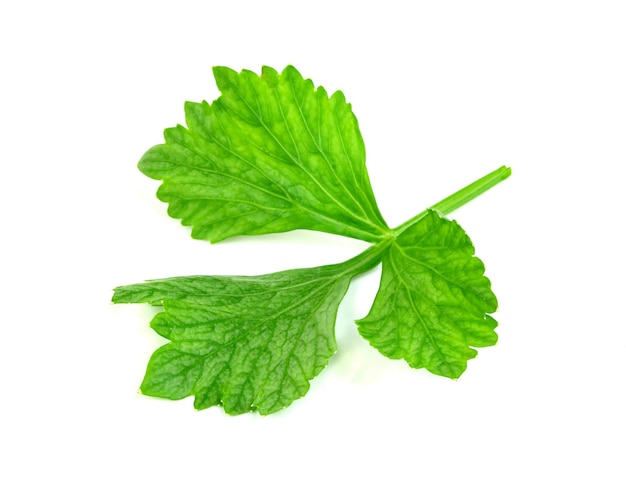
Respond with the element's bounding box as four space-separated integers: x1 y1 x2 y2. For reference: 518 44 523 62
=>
112 248 382 415
138 65 389 243
357 210 498 379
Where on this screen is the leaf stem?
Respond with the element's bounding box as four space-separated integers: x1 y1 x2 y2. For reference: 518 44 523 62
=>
339 236 395 277
329 166 511 280
392 165 511 236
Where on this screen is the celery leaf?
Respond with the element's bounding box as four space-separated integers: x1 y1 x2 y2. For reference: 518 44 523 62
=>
113 65 511 414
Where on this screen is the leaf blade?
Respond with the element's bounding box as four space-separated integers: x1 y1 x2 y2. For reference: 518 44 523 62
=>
357 210 498 379
113 264 353 415
138 65 388 243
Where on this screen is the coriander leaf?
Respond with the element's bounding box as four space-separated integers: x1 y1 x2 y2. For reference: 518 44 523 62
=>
357 210 498 379
112 256 377 415
138 65 389 243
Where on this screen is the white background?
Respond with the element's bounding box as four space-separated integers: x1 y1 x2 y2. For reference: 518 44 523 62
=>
2 1 625 481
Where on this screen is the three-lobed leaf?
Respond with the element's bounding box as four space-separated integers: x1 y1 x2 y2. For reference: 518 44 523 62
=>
138 65 388 243
357 210 498 378
114 65 509 414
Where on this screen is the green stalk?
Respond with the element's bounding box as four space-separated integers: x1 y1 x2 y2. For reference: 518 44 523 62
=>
338 236 394 277
339 165 511 277
393 165 511 236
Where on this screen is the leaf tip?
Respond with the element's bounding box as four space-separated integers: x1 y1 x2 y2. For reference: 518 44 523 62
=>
212 65 238 90
281 64 302 78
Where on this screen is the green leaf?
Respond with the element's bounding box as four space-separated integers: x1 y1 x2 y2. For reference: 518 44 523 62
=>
138 65 389 243
114 62 512 414
113 262 362 415
357 210 498 379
